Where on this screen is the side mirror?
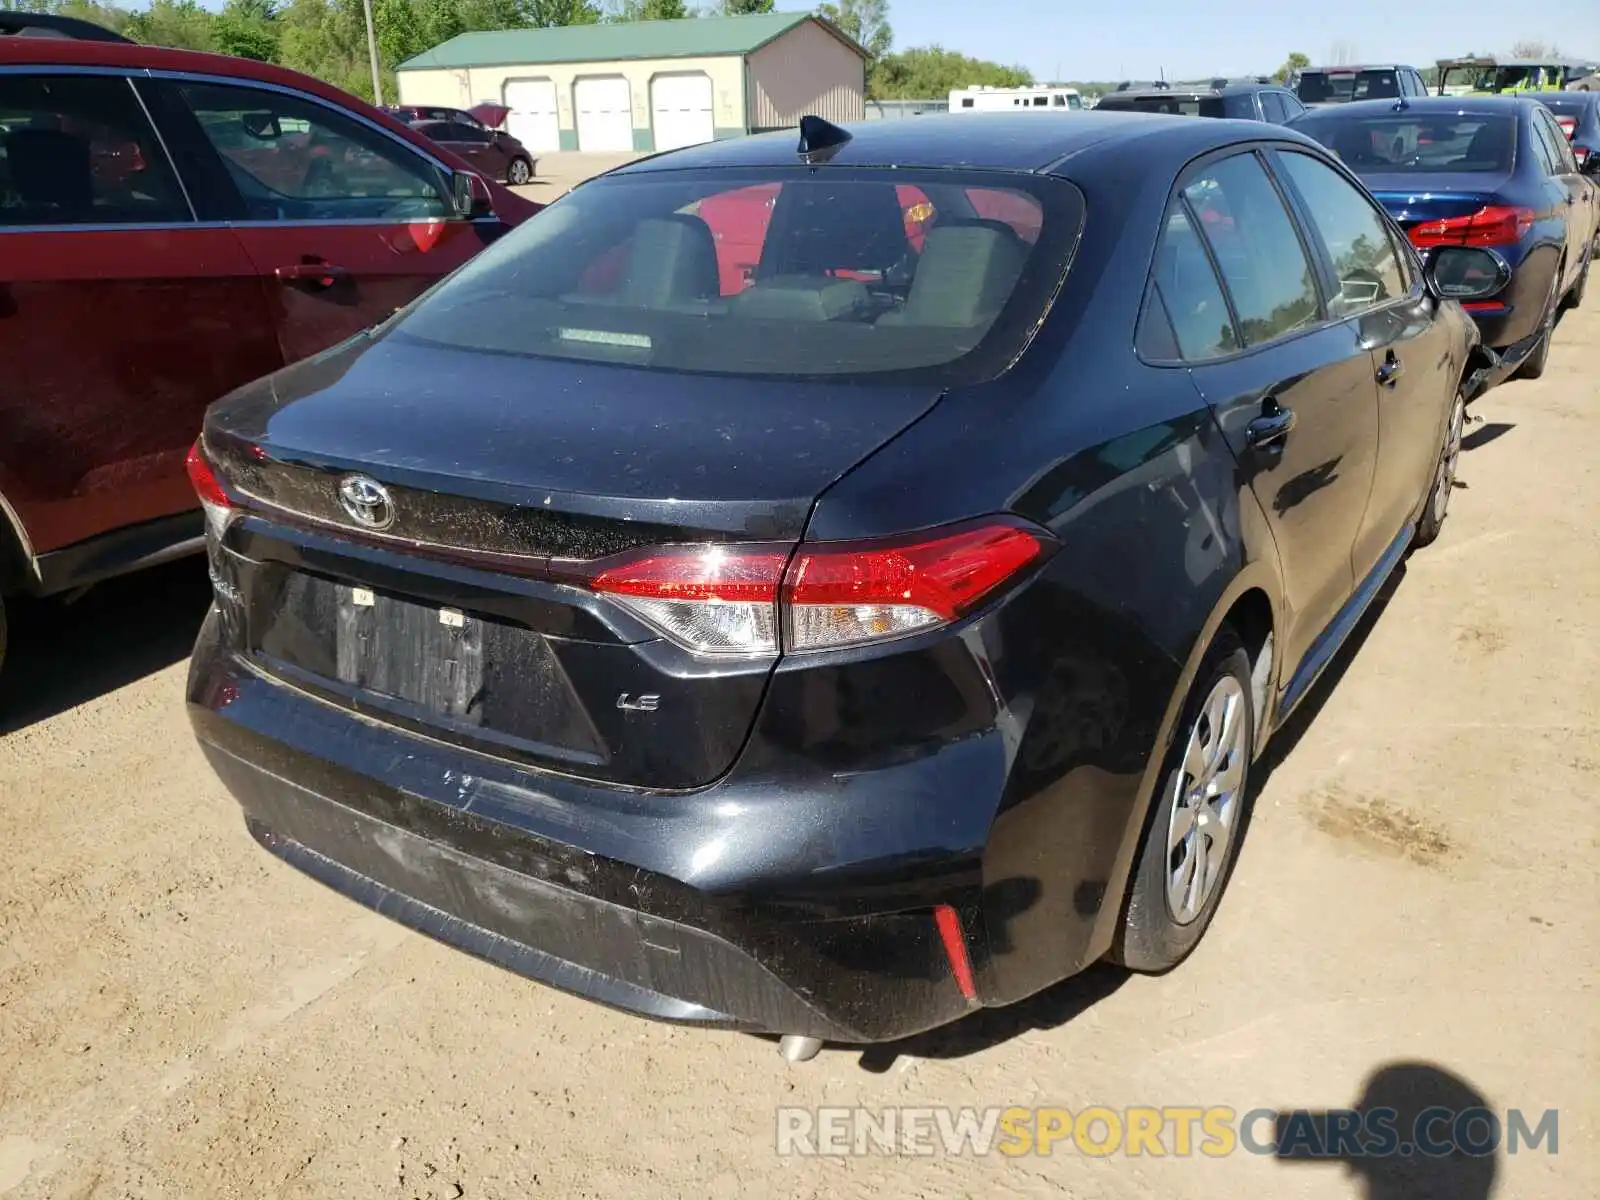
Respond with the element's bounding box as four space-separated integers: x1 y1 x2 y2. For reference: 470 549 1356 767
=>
450 170 494 219
1424 245 1511 302
241 111 281 141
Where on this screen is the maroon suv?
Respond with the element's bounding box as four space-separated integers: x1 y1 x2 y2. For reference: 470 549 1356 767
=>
0 17 538 672
384 104 536 185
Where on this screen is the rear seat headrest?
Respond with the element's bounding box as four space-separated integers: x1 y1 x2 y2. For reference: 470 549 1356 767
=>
619 213 720 307
888 219 1028 327
4 126 93 210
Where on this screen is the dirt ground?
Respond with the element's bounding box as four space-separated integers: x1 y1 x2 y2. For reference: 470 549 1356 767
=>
511 151 642 204
2 309 1598 1199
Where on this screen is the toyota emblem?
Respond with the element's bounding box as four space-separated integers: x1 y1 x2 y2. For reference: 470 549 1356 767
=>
337 474 395 530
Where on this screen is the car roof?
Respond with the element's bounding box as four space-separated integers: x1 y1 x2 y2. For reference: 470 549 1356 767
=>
1302 63 1414 72
610 111 1321 179
1292 95 1536 120
1109 83 1281 100
1437 55 1588 68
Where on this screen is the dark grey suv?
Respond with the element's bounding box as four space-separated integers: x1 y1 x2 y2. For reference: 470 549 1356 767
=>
1095 83 1308 124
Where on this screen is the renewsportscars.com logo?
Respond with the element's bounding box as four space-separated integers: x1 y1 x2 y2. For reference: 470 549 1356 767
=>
775 1105 1560 1158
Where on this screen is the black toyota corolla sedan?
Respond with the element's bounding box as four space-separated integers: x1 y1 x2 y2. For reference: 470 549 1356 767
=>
187 112 1499 1059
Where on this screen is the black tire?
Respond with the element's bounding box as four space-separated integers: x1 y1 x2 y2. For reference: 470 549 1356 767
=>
1564 238 1592 311
506 156 533 185
1113 626 1254 973
1412 392 1465 549
1515 263 1563 381
0 593 7 685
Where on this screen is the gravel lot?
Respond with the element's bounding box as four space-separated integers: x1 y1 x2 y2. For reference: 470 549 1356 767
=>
1 309 1597 1199
510 151 642 204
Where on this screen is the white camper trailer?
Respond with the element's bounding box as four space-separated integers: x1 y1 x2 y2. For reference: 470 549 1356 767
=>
949 85 1085 113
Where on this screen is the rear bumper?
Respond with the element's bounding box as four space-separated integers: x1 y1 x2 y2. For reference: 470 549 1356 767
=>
188 611 983 1043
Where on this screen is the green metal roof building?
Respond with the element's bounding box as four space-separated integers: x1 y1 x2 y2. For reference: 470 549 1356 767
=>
395 13 866 154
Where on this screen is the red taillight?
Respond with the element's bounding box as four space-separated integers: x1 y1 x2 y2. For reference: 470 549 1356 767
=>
185 439 230 508
783 522 1046 651
587 519 1050 656
589 546 788 655
1408 205 1536 248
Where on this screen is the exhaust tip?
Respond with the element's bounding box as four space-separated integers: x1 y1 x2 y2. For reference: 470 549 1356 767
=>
778 1035 823 1063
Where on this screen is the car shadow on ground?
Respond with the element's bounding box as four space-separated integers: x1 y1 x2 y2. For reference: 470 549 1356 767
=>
830 566 1411 1072
0 557 212 735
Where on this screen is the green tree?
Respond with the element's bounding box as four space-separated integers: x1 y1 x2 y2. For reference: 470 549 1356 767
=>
278 0 374 98
373 0 425 66
816 0 888 59
123 0 218 51
214 0 281 62
868 45 1030 100
415 0 464 46
523 0 601 25
611 0 690 20
722 0 772 13
1273 50 1310 83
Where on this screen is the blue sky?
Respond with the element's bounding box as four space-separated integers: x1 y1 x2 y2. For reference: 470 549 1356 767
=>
888 0 1598 82
161 0 1600 83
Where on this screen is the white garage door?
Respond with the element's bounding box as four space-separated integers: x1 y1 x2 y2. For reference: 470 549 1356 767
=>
651 73 714 152
574 76 634 152
503 78 559 153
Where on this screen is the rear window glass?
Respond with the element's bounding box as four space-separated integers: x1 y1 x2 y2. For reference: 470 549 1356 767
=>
1297 73 1355 103
1350 70 1402 100
1537 97 1586 118
390 168 1082 383
1296 113 1517 173
1097 95 1224 117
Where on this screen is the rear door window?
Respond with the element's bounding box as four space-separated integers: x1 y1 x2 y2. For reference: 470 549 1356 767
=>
392 169 1083 383
444 121 491 146
0 73 190 227
1183 152 1322 346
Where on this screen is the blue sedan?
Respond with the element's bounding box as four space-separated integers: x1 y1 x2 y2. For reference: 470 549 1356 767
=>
1292 96 1600 380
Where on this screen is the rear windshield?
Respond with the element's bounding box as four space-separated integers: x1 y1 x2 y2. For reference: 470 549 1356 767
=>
389 167 1083 384
1294 113 1517 173
1097 95 1224 117
1537 96 1588 119
1297 72 1355 103
1349 70 1403 100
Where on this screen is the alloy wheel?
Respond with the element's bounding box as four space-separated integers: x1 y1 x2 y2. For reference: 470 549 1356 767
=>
508 159 532 185
1166 675 1248 925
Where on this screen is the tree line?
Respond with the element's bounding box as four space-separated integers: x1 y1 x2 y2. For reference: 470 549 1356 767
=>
1 0 1035 102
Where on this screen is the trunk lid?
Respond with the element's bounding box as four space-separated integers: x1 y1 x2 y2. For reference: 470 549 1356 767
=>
1359 173 1508 228
469 102 511 130
204 330 942 791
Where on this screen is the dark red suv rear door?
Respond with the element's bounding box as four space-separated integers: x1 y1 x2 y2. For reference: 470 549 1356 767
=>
161 79 503 364
411 119 505 179
0 72 280 559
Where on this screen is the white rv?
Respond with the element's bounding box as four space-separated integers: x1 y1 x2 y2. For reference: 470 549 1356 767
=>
949 85 1086 113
